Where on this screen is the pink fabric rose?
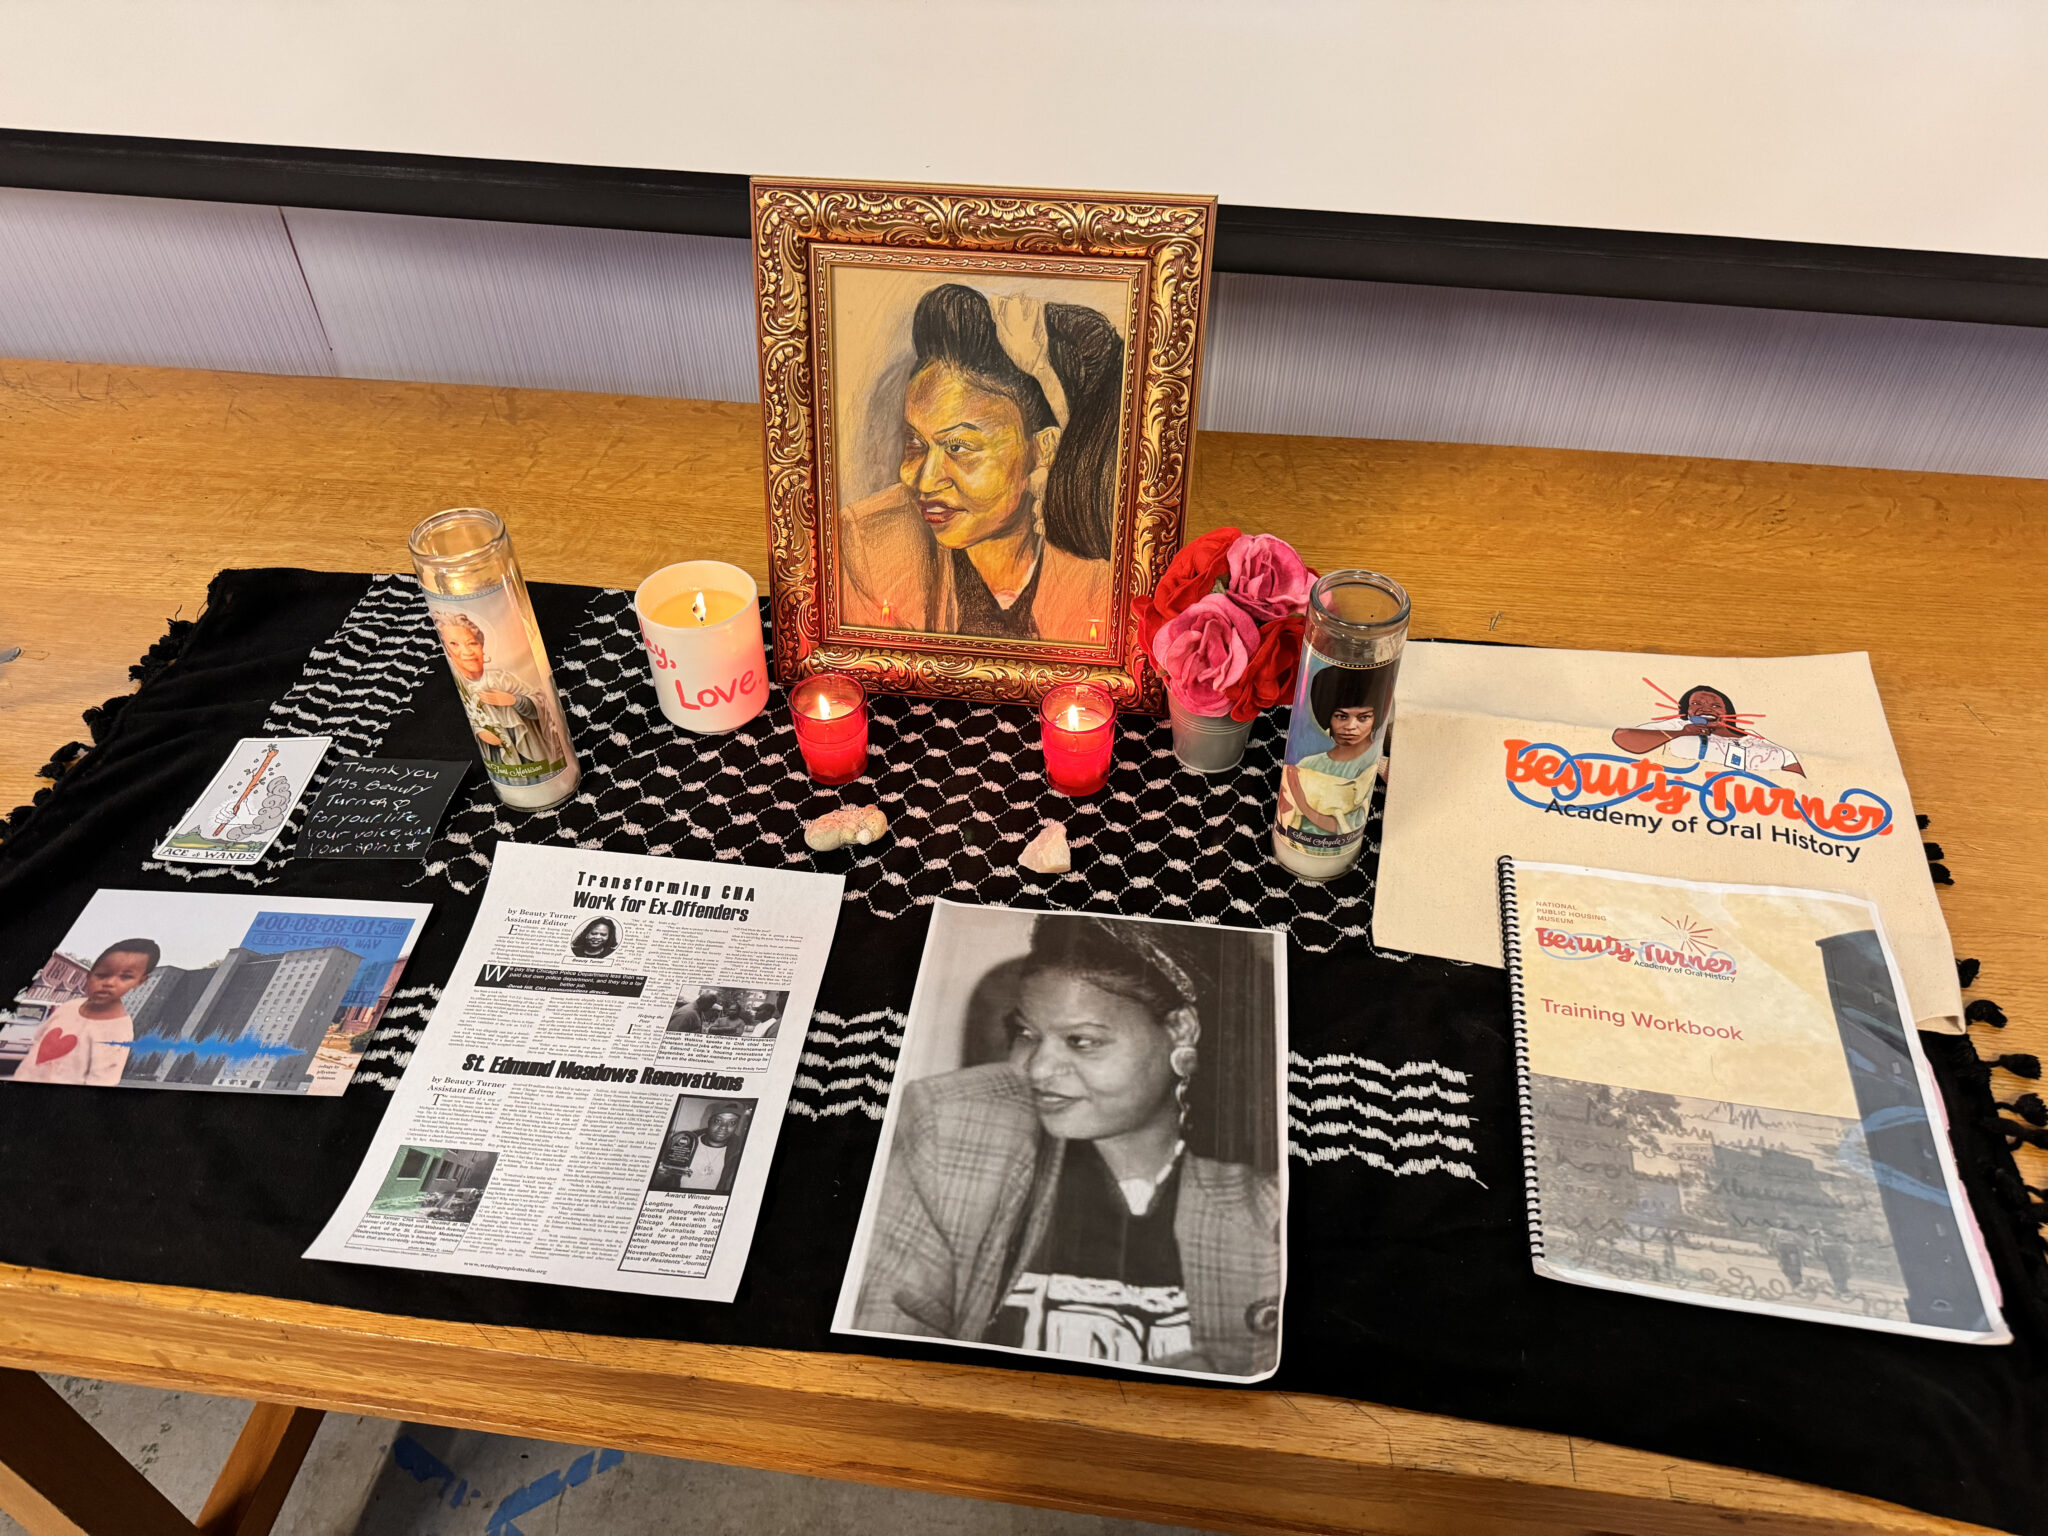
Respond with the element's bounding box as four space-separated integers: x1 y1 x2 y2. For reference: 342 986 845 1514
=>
1224 534 1312 622
1152 592 1260 716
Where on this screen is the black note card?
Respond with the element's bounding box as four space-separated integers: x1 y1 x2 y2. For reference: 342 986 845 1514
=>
299 759 470 859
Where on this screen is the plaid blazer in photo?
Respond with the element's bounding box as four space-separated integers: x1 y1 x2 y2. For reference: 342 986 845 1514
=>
853 1062 1282 1379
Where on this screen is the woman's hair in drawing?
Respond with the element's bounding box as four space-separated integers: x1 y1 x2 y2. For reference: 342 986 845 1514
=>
1019 914 1198 1027
910 284 1124 561
437 613 485 647
94 939 160 974
1677 684 1733 719
1309 666 1379 733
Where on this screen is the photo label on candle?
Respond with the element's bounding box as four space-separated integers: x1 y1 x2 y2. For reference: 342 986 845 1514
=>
423 584 578 792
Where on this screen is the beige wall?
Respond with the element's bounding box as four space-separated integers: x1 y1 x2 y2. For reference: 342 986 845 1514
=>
7 186 2048 479
2 0 2043 258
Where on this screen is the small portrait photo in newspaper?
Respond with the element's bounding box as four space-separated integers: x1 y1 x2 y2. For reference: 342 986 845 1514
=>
645 1094 756 1195
568 917 622 961
834 901 1288 1383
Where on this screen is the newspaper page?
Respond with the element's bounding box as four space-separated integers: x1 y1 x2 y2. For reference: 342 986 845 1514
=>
305 842 844 1300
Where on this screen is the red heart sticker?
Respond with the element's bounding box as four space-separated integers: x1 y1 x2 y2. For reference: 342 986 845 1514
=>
34 1027 79 1066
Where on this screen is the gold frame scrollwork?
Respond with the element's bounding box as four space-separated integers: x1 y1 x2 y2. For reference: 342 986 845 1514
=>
751 177 1216 713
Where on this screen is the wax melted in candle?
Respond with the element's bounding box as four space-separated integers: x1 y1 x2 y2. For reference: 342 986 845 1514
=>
647 588 746 627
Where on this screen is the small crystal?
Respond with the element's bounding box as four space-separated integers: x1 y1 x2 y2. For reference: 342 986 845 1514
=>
1019 821 1071 874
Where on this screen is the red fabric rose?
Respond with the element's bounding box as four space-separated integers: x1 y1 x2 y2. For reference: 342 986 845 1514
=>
1138 525 1241 653
1223 613 1306 722
1152 592 1259 716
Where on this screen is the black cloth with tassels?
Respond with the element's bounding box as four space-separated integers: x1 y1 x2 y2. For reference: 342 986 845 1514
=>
3 569 2047 1534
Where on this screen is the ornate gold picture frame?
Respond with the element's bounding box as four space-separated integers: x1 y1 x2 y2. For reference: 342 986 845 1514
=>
752 178 1216 712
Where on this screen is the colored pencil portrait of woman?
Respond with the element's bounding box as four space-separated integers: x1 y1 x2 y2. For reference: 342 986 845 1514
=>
849 909 1283 1380
834 277 1129 643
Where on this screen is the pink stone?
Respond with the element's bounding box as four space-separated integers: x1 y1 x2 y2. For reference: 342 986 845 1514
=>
1019 821 1072 874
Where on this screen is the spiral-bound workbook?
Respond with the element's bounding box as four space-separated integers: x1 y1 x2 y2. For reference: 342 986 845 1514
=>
1496 858 2006 1343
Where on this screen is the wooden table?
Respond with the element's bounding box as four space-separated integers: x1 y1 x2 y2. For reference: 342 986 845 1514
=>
1 356 2041 1536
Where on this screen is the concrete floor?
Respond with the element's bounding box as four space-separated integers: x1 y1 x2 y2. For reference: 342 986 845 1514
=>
2 1376 1209 1536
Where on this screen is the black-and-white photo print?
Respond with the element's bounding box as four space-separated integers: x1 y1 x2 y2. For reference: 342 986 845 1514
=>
665 986 789 1038
646 1094 756 1195
834 901 1287 1382
568 917 621 960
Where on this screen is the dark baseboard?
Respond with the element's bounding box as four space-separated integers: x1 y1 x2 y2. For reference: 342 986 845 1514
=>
5 127 2046 327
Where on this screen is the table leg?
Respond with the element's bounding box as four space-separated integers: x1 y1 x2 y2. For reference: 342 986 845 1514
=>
194 1402 325 1536
0 1371 324 1536
0 1368 195 1536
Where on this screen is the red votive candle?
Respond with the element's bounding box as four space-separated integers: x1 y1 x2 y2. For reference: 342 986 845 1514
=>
1040 683 1115 797
790 674 869 785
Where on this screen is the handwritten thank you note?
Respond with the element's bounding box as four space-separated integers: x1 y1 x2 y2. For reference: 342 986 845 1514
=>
301 759 469 859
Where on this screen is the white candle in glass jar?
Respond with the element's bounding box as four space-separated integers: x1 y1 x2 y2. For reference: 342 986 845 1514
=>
633 561 769 733
411 507 582 812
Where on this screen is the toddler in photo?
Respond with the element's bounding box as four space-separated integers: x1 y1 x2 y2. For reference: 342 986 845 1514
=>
14 938 159 1086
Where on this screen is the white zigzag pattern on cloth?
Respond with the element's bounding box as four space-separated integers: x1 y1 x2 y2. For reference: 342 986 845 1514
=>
408 586 1408 955
780 1034 1484 1185
1286 1052 1483 1181
1288 1147 1486 1180
141 576 441 890
788 1008 906 1120
350 982 443 1090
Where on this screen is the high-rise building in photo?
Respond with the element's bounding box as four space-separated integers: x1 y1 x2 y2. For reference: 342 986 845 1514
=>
135 944 361 1092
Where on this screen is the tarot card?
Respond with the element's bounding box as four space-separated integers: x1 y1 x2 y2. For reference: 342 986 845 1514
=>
153 736 331 866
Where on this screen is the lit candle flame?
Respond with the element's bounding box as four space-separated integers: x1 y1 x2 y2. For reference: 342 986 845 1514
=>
1088 619 1099 641
691 590 708 624
881 599 892 623
1064 704 1082 730
814 697 837 721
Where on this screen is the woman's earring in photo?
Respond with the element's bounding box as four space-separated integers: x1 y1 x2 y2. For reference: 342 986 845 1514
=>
1169 1036 1199 1131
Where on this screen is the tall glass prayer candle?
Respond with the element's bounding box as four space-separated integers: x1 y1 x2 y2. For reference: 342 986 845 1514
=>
790 674 869 785
410 508 580 811
1272 570 1408 881
633 561 768 734
1040 683 1115 797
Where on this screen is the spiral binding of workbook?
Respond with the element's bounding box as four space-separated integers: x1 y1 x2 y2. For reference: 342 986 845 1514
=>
1495 854 1546 1262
